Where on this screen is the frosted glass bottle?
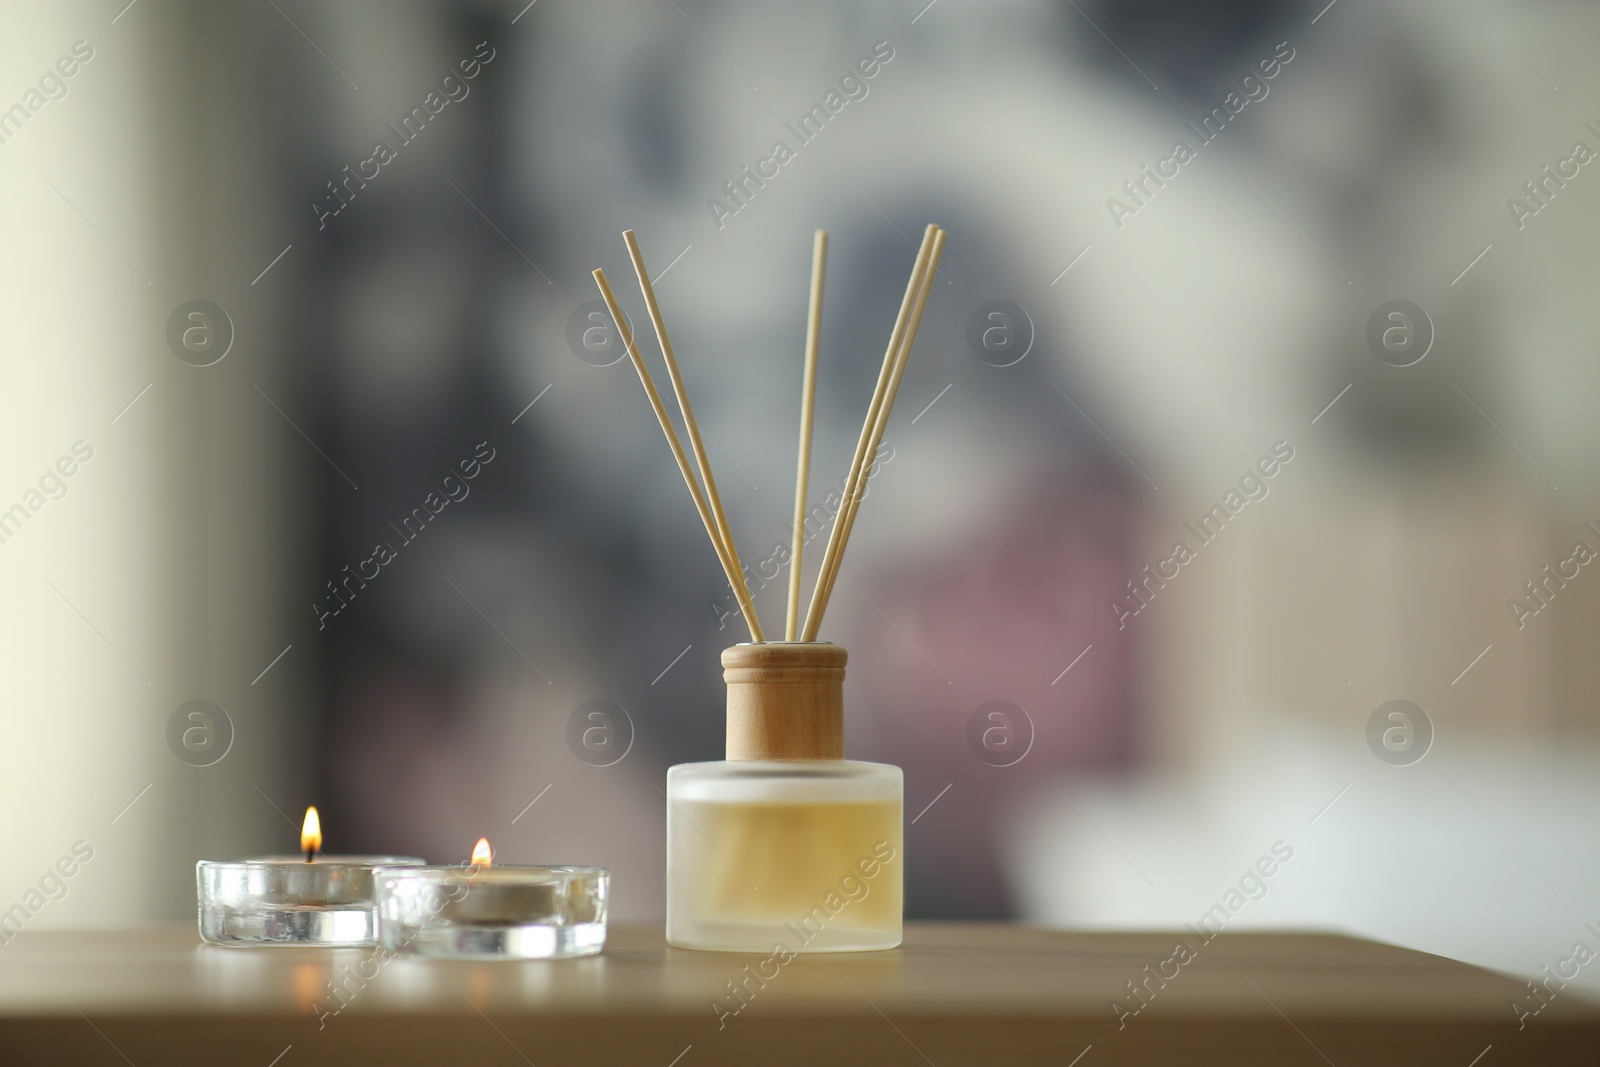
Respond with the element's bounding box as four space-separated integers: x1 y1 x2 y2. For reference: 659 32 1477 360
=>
665 643 903 952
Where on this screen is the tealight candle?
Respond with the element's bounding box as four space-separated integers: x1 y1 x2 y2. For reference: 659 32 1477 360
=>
197 807 421 948
375 839 608 959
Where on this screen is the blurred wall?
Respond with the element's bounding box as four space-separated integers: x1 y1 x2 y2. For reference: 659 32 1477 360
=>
0 0 296 925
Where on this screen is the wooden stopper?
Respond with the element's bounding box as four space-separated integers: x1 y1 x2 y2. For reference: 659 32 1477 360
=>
723 643 846 761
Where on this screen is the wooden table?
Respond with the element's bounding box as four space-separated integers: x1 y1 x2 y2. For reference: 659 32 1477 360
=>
0 925 1592 1065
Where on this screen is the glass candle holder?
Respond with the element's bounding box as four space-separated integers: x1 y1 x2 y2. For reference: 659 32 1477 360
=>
666 643 904 953
197 856 422 947
375 865 608 959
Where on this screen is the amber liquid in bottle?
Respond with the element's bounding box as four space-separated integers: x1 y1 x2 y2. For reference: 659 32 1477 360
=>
667 765 903 951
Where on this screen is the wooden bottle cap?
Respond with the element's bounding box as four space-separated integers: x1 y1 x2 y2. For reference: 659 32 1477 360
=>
723 642 846 761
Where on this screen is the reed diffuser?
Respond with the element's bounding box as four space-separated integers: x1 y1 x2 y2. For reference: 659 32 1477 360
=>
594 223 946 952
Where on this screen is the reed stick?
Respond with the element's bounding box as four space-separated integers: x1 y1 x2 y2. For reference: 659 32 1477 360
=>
592 268 764 642
786 230 828 642
815 227 945 620
800 225 935 640
801 226 945 641
621 230 765 642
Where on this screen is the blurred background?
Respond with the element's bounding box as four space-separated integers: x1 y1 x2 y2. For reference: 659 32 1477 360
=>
4 0 1600 993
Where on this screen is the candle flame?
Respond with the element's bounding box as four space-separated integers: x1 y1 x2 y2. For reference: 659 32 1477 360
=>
301 807 322 858
471 837 493 867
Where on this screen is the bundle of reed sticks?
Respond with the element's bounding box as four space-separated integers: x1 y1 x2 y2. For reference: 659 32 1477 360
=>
593 223 947 644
